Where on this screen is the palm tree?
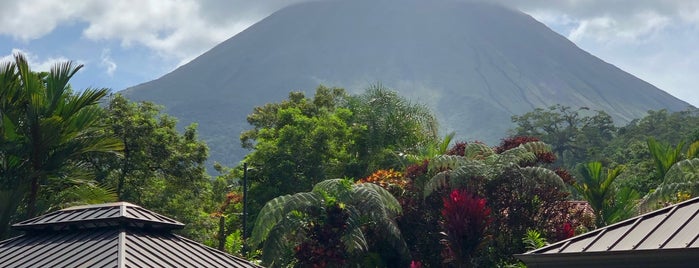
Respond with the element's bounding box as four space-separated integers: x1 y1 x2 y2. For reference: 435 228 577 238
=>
640 139 699 211
1 54 122 237
250 178 408 267
647 137 684 180
640 158 699 210
572 162 630 226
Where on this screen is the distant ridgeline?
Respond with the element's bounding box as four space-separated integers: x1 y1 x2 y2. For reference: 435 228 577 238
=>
122 0 692 168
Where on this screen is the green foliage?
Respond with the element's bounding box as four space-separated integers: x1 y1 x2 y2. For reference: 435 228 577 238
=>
1 53 123 238
573 162 633 226
91 94 215 242
240 85 439 241
647 138 684 180
640 158 699 210
423 142 563 198
250 179 407 267
522 229 547 251
348 84 439 172
511 105 616 167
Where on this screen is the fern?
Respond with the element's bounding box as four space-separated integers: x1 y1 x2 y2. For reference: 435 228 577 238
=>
520 141 552 156
250 179 408 266
463 142 494 159
519 166 567 190
640 158 699 211
428 154 467 171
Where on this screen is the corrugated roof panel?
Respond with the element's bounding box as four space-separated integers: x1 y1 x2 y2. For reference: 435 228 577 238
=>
518 196 699 265
1 202 260 268
663 211 699 248
611 211 668 250
37 231 118 267
559 233 600 253
583 223 629 252
637 204 696 250
0 230 119 268
124 230 258 268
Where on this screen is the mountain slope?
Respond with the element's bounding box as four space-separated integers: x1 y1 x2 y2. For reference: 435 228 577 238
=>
122 0 692 167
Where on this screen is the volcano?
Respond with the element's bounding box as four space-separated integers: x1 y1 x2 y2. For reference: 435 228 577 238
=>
122 0 692 167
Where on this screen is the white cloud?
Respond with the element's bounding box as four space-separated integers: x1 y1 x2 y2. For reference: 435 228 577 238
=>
100 49 117 76
0 0 86 41
0 48 76 72
0 0 306 65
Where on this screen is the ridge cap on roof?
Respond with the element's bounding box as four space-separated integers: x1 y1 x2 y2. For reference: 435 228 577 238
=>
11 202 184 231
60 201 141 211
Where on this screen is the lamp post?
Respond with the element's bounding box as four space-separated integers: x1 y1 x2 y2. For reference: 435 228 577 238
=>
241 162 249 256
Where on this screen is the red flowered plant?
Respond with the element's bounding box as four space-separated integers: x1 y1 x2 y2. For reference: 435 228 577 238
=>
559 222 575 240
410 260 423 268
441 189 492 266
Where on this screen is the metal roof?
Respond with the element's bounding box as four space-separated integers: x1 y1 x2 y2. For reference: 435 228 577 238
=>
12 202 184 231
516 196 699 267
0 202 261 268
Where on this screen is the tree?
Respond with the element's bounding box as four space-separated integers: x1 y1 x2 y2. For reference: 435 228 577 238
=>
572 162 636 226
511 105 616 167
240 85 439 236
250 179 408 267
1 54 123 238
90 94 215 243
647 138 685 181
348 84 439 173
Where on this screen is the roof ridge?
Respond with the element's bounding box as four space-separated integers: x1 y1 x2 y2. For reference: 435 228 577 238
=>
12 202 184 231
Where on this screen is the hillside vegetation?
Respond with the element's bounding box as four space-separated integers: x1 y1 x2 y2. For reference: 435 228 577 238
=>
3 54 698 266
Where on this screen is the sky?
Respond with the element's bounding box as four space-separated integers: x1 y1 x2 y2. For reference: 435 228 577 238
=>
1 0 697 107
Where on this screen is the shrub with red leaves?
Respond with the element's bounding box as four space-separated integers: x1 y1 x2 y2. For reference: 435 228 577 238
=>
496 136 541 153
294 204 349 267
405 160 429 179
446 142 468 156
441 189 491 266
554 167 576 185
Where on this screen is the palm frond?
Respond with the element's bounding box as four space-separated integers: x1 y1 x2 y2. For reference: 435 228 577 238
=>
428 154 467 171
463 142 494 159
250 192 321 248
493 146 536 167
313 178 353 202
423 171 451 198
640 158 699 211
352 182 402 215
687 140 699 159
342 207 368 253
423 160 486 197
519 166 567 190
519 141 553 155
260 211 307 266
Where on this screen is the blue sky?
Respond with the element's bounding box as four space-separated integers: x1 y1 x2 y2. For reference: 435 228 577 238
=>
1 0 697 107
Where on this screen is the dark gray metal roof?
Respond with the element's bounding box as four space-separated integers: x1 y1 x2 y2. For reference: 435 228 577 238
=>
516 196 699 267
0 202 261 268
12 202 184 231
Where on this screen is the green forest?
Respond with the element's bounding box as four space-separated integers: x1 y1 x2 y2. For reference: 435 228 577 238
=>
2 54 699 267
